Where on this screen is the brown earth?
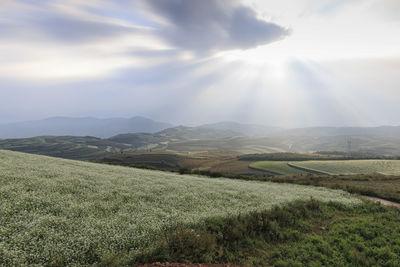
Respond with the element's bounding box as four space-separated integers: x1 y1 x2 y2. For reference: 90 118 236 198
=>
364 196 400 208
180 151 270 176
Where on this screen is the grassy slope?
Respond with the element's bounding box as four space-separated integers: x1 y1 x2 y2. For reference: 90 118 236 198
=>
0 150 359 266
291 160 400 175
250 161 310 175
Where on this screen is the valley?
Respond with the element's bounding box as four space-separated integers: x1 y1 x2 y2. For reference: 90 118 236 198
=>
1 119 400 266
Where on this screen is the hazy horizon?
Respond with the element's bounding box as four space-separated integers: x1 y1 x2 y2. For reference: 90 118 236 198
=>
1 0 399 127
1 115 400 130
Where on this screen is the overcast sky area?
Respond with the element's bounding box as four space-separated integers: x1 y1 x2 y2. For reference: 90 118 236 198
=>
1 0 399 127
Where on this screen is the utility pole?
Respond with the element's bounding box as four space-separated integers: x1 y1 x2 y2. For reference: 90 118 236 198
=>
347 137 352 156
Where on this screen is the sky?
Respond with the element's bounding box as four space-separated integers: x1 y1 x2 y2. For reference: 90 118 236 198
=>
0 0 399 127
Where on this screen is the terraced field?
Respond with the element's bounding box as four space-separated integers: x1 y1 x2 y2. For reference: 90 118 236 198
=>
291 160 400 175
0 150 359 266
249 161 310 175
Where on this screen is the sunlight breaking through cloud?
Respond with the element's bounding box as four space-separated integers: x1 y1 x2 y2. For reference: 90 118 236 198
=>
0 0 399 126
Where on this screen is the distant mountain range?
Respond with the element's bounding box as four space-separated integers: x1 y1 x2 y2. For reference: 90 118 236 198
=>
1 116 400 158
0 116 173 138
1 116 400 139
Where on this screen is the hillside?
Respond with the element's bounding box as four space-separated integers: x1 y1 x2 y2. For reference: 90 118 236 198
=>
0 116 173 139
0 150 359 266
2 124 400 160
108 126 241 149
0 136 135 160
109 125 240 142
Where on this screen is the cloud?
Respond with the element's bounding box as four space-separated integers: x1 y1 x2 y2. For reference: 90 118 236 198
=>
32 14 137 42
370 0 400 21
143 0 289 53
0 2 140 42
316 0 361 15
0 0 171 80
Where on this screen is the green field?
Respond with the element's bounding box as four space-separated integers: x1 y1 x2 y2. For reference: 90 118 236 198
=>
0 150 359 265
250 161 310 175
290 160 400 175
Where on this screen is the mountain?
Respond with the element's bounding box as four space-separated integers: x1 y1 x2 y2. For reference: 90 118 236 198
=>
200 121 281 136
108 125 240 146
0 116 173 138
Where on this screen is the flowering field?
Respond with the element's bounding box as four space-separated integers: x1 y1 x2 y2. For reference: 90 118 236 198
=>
290 160 400 175
0 150 360 265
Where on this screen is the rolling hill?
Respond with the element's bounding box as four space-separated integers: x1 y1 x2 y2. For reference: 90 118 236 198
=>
0 126 243 160
108 125 241 151
0 136 135 160
0 116 173 139
2 121 400 159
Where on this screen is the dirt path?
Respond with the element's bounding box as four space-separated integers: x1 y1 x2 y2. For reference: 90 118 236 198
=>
364 196 400 208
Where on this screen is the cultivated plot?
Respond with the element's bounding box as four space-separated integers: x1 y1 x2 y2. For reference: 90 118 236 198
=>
290 160 400 175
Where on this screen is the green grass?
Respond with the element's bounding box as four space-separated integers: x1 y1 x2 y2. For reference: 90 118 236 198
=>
250 161 310 175
0 150 359 266
291 160 400 175
152 200 400 266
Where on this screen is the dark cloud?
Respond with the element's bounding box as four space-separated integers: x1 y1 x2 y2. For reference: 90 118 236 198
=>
3 0 288 50
144 0 289 53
